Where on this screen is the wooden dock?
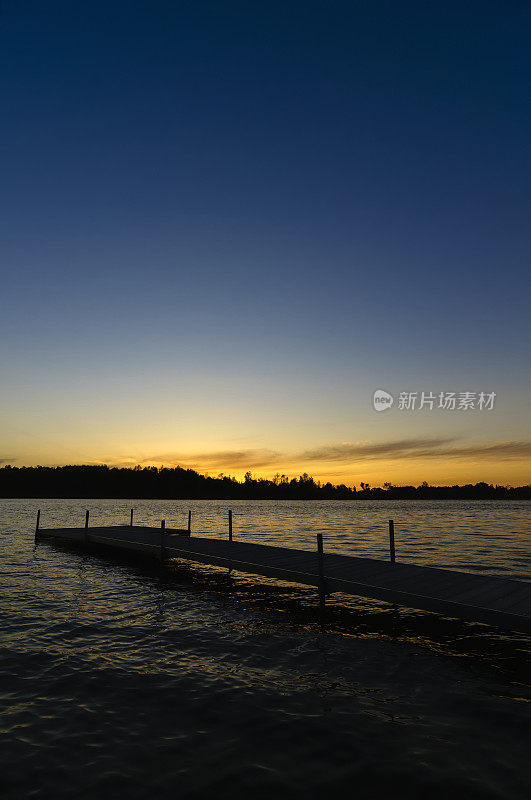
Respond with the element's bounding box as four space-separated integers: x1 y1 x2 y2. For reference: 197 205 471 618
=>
35 517 531 634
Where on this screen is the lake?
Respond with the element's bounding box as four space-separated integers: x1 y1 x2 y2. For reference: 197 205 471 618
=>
1 499 530 799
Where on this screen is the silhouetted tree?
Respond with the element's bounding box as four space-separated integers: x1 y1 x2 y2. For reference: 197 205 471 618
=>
0 465 528 500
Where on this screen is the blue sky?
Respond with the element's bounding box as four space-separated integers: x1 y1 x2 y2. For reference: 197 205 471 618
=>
1 1 530 484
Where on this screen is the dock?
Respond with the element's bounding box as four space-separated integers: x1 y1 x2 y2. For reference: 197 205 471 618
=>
34 513 531 634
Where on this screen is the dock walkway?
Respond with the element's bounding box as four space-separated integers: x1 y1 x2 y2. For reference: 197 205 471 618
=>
36 523 531 633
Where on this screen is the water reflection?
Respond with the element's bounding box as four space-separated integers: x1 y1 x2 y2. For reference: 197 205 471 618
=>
1 499 530 800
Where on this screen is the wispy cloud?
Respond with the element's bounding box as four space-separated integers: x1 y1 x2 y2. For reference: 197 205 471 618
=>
298 438 459 462
139 448 281 470
430 441 531 460
0 457 17 465
121 436 531 473
299 438 531 463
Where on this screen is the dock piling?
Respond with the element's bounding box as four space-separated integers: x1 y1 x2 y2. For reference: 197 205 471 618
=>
317 533 326 610
389 519 396 563
130 508 134 527
188 510 192 536
227 510 233 575
35 509 41 541
85 510 89 543
160 520 165 562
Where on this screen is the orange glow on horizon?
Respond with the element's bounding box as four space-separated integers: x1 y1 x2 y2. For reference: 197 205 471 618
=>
30 456 527 488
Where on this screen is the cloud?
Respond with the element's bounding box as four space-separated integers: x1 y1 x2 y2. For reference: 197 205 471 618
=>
430 441 531 460
298 438 531 463
139 448 281 470
297 437 459 462
0 457 17 465
107 438 531 473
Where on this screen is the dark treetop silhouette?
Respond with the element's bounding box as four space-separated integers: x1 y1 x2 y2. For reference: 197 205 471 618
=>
0 465 529 500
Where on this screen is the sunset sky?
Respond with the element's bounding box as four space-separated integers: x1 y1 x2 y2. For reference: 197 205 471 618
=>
1 1 530 486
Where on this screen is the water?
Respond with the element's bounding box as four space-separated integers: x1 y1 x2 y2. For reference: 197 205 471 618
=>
1 499 530 799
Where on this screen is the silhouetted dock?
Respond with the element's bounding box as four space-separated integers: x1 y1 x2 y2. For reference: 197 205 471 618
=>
35 515 531 634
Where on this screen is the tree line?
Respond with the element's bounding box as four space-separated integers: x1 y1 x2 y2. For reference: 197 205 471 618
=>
0 465 529 499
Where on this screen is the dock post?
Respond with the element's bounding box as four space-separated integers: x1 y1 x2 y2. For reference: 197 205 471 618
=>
35 509 41 541
227 510 233 576
188 510 192 536
130 508 134 527
160 520 165 562
389 519 396 563
85 510 89 543
317 533 326 611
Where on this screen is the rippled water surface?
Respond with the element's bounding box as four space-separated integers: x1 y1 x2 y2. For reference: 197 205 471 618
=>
1 499 530 799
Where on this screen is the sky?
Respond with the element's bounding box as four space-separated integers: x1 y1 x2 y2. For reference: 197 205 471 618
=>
1 0 530 486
